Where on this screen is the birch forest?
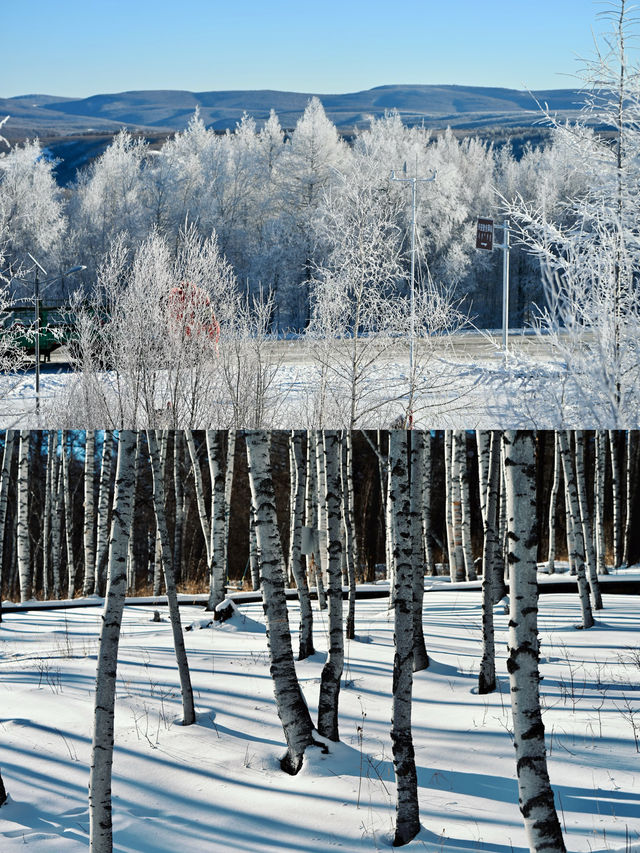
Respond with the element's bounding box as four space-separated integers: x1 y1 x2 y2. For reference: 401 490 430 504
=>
0 429 638 853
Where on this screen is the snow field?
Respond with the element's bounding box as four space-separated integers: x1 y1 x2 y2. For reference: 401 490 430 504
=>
0 590 638 852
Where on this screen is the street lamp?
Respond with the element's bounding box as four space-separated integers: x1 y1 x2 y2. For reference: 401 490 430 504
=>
390 162 436 424
24 254 86 418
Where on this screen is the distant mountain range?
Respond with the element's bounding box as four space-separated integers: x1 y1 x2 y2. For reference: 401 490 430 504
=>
0 84 587 138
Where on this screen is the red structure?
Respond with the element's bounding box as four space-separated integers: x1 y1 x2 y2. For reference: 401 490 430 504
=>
168 283 220 345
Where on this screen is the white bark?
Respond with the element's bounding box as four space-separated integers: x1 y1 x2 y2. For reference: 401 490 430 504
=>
450 431 465 582
146 430 196 725
457 431 476 580
342 432 357 640
609 430 622 568
245 430 315 774
444 430 455 579
173 431 185 585
62 431 76 599
558 431 594 628
594 431 607 575
317 431 344 741
89 430 137 853
410 431 428 672
288 431 314 658
152 431 169 597
574 431 602 609
16 430 31 603
476 429 491 529
0 431 16 616
503 431 566 853
94 431 113 596
479 430 500 694
388 430 420 847
83 431 96 596
126 433 142 593
206 430 227 612
420 431 435 576
186 430 212 566
249 497 260 590
223 431 235 575
547 433 561 575
306 432 326 609
50 433 62 600
623 430 638 566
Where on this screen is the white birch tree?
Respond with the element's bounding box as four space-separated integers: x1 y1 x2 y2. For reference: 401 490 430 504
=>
388 430 420 846
317 431 344 741
245 430 315 774
503 430 566 853
89 430 137 853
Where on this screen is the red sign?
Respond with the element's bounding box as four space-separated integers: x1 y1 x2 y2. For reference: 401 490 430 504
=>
476 218 494 251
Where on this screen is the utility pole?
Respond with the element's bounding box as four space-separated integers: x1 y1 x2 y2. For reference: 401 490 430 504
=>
496 220 510 355
390 163 436 424
27 253 47 419
475 218 510 355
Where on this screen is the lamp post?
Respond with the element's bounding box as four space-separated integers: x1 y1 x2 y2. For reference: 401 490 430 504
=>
24 254 86 419
390 163 436 425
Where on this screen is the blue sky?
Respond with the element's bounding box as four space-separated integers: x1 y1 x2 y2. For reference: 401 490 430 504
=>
3 0 636 98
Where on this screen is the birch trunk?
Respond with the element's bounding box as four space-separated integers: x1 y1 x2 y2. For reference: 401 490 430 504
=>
317 431 344 741
457 431 477 580
185 431 212 566
623 431 638 567
126 433 142 594
288 431 314 659
476 429 491 529
421 431 435 576
450 431 465 582
547 433 561 575
315 429 329 588
206 430 227 612
342 432 358 640
16 430 31 603
94 431 113 596
41 431 52 601
444 430 454 579
89 431 137 853
50 433 62 600
62 431 76 599
245 430 315 774
558 432 594 628
594 431 607 575
499 444 508 581
224 431 235 577
83 431 96 596
249 498 260 590
478 430 501 694
503 430 566 853
306 433 326 609
146 430 196 726
152 431 168 597
574 431 602 609
389 431 420 847
0 431 15 618
173 432 185 586
378 431 393 591
410 431 428 672
609 430 622 569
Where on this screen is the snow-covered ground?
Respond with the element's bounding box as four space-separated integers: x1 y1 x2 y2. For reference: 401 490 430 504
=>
0 586 638 852
0 340 595 429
